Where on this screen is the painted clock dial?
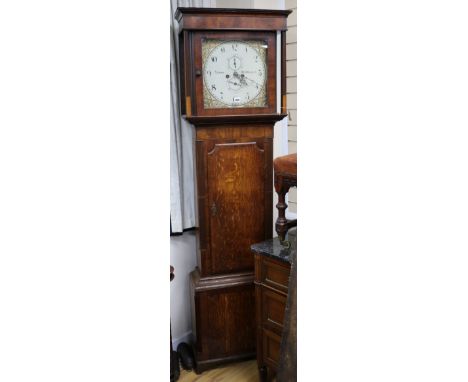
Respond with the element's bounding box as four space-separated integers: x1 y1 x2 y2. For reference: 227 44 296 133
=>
202 39 268 109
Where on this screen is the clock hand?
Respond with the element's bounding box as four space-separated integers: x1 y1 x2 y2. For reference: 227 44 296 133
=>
227 73 243 86
242 75 261 87
232 72 249 87
227 79 241 87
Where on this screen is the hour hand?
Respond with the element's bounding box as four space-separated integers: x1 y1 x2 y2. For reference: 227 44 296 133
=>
232 72 248 86
227 79 241 90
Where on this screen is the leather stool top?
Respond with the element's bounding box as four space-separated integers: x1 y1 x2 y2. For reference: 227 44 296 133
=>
273 153 297 176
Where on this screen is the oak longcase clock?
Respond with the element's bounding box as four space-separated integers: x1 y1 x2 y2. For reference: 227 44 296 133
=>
175 7 291 373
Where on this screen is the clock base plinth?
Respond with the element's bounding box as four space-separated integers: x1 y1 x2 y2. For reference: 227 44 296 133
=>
194 351 256 374
189 267 256 373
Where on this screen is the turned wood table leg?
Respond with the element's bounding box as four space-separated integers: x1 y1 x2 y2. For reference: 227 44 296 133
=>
275 174 291 243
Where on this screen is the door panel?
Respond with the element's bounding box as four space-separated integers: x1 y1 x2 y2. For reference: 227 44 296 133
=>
197 286 256 359
207 141 265 274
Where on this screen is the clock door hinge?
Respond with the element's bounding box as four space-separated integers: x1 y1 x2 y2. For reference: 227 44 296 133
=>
281 94 287 113
186 96 192 116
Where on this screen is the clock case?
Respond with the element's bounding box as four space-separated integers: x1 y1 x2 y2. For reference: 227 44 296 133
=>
175 7 291 373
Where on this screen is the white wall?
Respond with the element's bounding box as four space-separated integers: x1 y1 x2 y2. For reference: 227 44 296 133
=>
216 0 284 9
170 231 197 347
215 0 253 7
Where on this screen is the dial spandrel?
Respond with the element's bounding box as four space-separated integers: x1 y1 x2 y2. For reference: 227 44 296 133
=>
202 39 268 109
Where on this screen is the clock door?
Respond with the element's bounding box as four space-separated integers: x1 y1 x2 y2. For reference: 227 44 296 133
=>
206 140 266 275
192 31 277 116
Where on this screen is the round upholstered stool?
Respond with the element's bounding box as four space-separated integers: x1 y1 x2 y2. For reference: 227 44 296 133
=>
273 153 297 244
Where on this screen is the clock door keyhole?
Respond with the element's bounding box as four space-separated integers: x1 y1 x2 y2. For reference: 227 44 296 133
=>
211 202 218 217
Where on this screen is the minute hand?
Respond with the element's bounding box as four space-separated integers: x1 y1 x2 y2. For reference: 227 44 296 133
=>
243 75 262 87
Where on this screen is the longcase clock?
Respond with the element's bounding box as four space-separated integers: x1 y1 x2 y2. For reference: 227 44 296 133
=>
175 7 291 373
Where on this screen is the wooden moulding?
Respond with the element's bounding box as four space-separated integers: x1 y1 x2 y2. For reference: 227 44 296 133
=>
185 113 287 126
195 352 256 374
281 30 287 113
195 125 274 140
175 8 292 32
190 267 254 292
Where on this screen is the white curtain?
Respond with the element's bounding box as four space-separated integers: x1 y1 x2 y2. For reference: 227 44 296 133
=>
170 0 213 233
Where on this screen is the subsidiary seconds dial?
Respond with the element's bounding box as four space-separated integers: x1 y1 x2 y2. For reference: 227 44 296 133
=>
202 40 267 108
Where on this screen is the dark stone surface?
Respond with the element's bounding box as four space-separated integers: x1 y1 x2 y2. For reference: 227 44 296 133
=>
250 228 296 264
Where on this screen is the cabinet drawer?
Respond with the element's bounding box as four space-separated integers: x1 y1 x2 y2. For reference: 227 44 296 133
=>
261 288 287 333
260 258 290 293
262 328 282 369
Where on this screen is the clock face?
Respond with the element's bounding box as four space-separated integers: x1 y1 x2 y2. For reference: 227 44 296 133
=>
202 39 268 109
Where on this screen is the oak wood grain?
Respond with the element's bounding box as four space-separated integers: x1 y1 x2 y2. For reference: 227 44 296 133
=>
190 268 256 371
196 125 273 277
175 7 292 31
208 141 265 274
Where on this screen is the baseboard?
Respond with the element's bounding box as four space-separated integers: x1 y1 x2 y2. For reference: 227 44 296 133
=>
195 352 256 374
172 330 193 349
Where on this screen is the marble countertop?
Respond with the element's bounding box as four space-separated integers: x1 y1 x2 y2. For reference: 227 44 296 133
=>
250 228 297 264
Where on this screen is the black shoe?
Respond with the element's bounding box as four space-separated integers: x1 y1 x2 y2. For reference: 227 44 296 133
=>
177 342 195 371
170 350 180 381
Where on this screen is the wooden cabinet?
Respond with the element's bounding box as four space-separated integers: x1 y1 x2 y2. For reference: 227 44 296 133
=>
254 251 291 381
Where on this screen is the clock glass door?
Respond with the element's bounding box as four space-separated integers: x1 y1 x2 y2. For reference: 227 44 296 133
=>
193 31 277 116
202 39 268 109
